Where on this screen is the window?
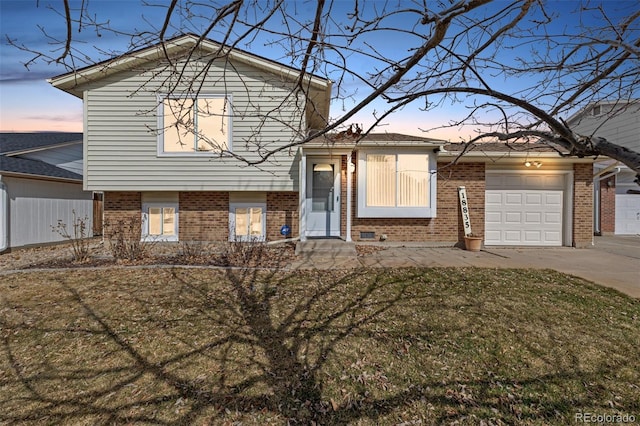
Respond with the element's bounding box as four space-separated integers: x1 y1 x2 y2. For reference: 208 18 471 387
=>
229 198 266 242
357 151 437 218
159 95 231 154
142 193 179 241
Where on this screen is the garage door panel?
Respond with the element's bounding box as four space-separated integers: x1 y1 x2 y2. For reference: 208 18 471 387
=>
505 212 522 223
546 193 562 205
544 231 561 242
524 230 542 243
485 174 565 246
525 193 542 205
504 230 523 242
545 212 562 224
505 193 523 205
525 212 541 224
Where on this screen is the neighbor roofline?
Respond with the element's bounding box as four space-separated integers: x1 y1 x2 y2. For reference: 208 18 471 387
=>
2 140 82 156
0 171 83 184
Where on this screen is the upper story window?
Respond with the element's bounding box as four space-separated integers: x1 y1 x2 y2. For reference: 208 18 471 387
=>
159 95 232 155
357 150 437 218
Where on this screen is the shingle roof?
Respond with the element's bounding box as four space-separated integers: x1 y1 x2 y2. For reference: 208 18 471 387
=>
0 132 83 155
307 132 445 147
444 141 568 154
0 155 83 181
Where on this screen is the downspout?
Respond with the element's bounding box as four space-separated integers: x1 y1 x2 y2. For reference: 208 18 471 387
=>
0 176 7 252
593 166 621 235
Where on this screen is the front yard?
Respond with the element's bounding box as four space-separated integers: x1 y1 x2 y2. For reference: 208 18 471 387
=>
1 266 638 425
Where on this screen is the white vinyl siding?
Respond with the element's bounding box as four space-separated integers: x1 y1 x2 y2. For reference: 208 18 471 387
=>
3 177 93 248
568 106 640 153
82 57 304 191
358 150 436 218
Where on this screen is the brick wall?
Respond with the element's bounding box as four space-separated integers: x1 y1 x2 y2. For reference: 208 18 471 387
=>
266 192 299 241
350 161 485 242
179 192 229 241
599 176 616 234
103 191 141 239
573 163 594 247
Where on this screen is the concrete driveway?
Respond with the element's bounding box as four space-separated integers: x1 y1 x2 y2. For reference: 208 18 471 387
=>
338 235 640 298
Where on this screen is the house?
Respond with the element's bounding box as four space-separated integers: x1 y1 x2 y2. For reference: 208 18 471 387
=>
566 101 640 235
48 34 594 248
0 132 94 251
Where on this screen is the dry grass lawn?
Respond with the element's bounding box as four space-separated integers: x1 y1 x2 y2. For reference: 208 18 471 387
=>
0 266 638 425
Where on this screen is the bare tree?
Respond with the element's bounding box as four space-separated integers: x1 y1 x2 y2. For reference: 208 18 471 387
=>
7 0 640 175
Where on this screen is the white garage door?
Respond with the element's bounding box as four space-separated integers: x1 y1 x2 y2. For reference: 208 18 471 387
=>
615 194 640 235
485 174 565 246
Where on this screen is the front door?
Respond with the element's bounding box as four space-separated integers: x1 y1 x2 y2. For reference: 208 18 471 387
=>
306 158 341 237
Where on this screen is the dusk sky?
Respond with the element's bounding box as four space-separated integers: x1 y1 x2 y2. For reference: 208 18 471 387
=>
1 1 638 140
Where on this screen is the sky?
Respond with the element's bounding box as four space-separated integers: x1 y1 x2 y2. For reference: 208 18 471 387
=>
0 0 638 141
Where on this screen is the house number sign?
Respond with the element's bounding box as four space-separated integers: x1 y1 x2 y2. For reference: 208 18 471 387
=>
458 186 473 237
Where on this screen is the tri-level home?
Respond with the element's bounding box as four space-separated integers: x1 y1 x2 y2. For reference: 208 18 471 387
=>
567 101 640 235
49 34 595 247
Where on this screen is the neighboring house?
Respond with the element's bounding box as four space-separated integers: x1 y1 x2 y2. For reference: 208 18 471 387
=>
48 34 594 248
0 133 93 251
566 101 640 235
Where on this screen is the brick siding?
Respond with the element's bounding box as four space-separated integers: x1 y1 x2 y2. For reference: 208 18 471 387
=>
179 192 229 241
103 191 141 239
599 176 616 234
266 192 299 241
573 163 594 247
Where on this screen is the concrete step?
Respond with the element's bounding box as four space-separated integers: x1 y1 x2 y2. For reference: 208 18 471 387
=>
295 239 357 257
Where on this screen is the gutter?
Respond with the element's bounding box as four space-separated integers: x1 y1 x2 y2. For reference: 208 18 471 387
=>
0 176 7 252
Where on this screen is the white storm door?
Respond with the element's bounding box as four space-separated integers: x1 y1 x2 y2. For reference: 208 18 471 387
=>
306 158 341 237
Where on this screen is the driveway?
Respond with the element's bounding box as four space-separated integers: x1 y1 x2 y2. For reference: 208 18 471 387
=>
349 235 640 298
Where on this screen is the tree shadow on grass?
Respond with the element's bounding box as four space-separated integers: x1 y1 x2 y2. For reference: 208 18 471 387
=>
0 262 638 424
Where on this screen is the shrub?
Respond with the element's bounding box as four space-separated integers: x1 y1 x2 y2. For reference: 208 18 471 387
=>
104 216 155 261
51 211 91 262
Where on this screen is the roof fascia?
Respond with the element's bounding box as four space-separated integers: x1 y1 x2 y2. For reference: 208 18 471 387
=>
49 35 331 97
0 170 83 184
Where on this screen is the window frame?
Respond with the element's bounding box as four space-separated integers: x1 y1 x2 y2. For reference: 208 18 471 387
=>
357 149 437 218
229 201 267 242
141 201 179 242
157 93 233 157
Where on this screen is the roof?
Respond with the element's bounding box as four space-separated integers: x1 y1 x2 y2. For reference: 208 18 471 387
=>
0 155 83 181
0 132 83 155
444 142 568 154
49 33 332 98
306 132 445 149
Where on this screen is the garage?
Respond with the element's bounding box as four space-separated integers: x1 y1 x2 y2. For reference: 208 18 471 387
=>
485 173 569 246
614 170 640 235
615 194 640 234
